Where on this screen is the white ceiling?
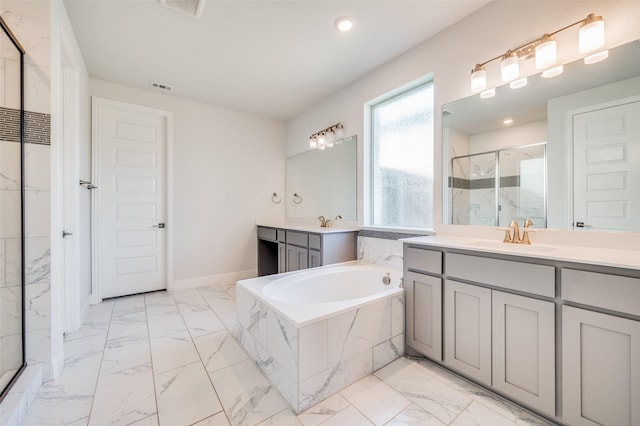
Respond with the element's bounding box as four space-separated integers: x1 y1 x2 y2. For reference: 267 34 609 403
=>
63 0 489 120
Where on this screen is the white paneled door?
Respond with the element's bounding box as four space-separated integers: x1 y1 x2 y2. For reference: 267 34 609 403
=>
93 98 169 299
573 99 640 231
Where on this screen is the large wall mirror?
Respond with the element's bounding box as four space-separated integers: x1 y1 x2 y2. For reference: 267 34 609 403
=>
443 40 640 232
0 18 25 401
286 135 357 221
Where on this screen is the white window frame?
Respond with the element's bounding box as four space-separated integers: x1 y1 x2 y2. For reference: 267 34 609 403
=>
363 76 435 232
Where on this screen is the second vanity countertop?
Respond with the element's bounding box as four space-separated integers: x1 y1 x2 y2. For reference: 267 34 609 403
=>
257 223 360 234
402 235 640 272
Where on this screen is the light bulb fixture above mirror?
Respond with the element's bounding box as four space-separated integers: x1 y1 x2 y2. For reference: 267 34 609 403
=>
470 13 606 94
309 123 345 150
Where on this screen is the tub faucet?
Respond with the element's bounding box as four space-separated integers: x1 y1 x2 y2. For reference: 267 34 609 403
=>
384 253 403 262
318 215 330 228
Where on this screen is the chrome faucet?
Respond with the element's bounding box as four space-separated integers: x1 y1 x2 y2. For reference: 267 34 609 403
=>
318 215 330 228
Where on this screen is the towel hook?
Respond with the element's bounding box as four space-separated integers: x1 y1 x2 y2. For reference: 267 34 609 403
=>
293 193 303 204
271 192 281 204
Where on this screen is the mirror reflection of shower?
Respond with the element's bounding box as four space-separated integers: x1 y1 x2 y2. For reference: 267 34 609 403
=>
450 143 546 227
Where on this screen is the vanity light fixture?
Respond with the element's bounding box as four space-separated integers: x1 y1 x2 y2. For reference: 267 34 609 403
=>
503 118 514 125
308 123 345 150
584 49 609 64
469 13 606 94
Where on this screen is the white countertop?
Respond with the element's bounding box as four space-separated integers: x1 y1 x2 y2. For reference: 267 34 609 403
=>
257 223 360 234
402 235 640 271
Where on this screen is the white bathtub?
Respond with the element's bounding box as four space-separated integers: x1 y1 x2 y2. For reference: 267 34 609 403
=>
236 262 405 413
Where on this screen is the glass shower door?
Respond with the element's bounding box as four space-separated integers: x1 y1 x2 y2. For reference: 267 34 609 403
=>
0 17 25 401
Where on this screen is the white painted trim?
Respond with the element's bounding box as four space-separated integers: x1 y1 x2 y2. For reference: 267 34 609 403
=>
170 269 257 291
91 97 174 303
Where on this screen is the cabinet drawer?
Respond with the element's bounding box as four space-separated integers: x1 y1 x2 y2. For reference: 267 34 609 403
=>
562 269 640 317
258 227 277 241
277 229 286 242
286 231 308 247
446 253 555 297
309 234 321 250
404 246 442 275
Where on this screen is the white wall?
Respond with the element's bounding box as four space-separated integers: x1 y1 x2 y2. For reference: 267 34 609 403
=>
468 120 547 154
90 79 286 287
286 1 640 226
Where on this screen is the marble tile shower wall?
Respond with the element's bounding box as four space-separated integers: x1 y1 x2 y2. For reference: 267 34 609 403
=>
0 7 52 381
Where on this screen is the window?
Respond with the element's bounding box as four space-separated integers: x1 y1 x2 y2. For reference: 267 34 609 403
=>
370 82 434 229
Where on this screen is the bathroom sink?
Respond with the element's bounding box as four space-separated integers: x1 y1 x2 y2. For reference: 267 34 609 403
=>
468 240 557 253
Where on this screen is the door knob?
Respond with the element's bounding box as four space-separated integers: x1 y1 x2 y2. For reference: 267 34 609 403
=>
62 230 73 238
152 223 166 229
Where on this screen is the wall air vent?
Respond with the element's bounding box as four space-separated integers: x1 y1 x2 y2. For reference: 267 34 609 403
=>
150 82 174 92
159 0 205 18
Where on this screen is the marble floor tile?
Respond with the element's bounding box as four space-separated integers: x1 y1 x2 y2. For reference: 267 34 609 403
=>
452 400 518 426
194 330 248 372
257 408 302 426
64 333 106 369
128 415 159 426
210 359 287 426
340 375 411 425
385 403 446 425
149 330 200 374
296 393 351 426
64 302 113 341
146 311 188 339
89 363 156 426
319 406 373 426
183 309 227 338
194 412 232 426
101 331 151 375
106 310 148 341
155 361 223 426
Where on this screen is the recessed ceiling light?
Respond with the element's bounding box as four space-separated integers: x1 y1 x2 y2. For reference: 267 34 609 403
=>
335 17 354 32
503 119 514 125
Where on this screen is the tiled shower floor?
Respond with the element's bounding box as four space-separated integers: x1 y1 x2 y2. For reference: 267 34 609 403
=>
22 282 552 426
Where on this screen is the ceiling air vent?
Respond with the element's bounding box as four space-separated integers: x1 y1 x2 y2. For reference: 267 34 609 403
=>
159 0 205 18
150 82 174 92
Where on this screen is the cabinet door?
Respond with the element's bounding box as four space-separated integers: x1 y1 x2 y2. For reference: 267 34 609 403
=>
286 244 299 272
444 280 492 385
492 291 555 416
278 242 286 273
297 247 308 270
309 249 322 269
563 306 640 426
405 271 442 360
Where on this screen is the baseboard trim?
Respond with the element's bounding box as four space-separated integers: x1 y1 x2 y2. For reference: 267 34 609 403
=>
169 269 257 291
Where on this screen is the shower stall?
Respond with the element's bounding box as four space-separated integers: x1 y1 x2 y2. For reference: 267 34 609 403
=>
0 17 25 401
450 143 547 227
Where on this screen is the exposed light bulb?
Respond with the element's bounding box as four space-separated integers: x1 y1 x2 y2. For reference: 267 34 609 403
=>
584 50 609 64
480 88 495 99
535 34 557 69
470 64 487 92
542 65 564 78
335 17 354 32
579 14 605 53
500 51 519 82
510 77 528 89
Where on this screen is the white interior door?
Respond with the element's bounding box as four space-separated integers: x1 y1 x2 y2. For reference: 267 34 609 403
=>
573 100 640 231
94 98 168 299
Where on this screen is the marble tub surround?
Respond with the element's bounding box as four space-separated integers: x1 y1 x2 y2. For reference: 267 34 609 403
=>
407 232 640 271
237 263 405 413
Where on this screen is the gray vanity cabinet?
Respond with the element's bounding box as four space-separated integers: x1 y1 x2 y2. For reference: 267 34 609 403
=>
257 226 357 276
561 269 640 426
